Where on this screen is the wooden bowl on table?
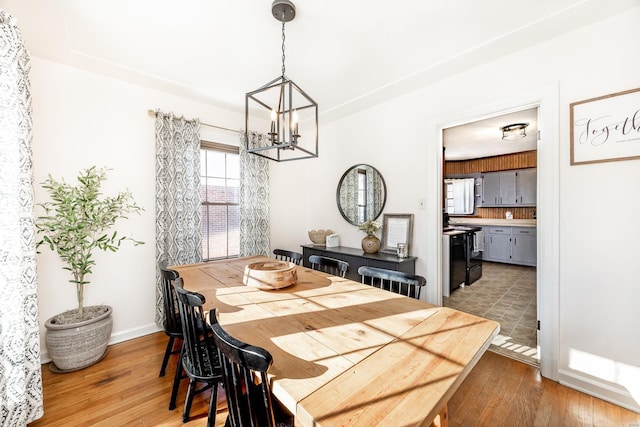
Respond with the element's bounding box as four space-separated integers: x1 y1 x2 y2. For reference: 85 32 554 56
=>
243 261 297 290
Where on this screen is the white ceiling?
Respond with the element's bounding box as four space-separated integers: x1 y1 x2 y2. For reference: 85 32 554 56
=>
444 107 538 161
1 0 636 157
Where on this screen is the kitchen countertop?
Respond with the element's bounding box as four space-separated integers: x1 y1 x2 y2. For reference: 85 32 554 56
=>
448 218 537 227
442 229 468 236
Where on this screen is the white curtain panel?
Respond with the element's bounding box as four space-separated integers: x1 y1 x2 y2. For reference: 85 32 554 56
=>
154 111 202 325
239 132 270 256
0 9 44 424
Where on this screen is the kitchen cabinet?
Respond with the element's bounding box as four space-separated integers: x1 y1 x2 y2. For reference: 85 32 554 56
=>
484 227 512 262
516 168 536 206
483 226 536 266
481 168 536 207
511 227 537 265
301 244 416 283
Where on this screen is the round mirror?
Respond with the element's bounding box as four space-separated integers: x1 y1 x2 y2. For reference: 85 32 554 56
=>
336 164 387 226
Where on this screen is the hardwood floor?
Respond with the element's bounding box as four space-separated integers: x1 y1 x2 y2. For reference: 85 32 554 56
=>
29 332 640 427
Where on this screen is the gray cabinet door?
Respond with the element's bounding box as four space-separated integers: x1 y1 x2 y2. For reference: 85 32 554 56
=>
481 172 500 206
516 168 537 206
499 171 517 205
486 227 511 262
511 227 537 266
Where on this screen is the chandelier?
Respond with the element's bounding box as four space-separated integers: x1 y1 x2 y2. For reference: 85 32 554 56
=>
244 0 319 162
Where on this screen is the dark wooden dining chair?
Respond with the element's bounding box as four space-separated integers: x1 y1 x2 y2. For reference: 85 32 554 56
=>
357 266 427 299
158 262 182 381
209 309 293 427
272 249 303 265
173 279 223 426
308 255 349 278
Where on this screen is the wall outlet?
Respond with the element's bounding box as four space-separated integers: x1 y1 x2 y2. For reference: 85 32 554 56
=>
418 198 426 210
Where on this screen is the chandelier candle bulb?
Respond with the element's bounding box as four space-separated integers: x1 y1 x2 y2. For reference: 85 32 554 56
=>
270 109 277 133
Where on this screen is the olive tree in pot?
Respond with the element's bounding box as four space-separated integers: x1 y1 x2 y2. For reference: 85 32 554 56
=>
35 166 143 372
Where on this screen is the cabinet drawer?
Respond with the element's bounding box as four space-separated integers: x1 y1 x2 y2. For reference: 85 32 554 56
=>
486 226 511 234
513 227 536 236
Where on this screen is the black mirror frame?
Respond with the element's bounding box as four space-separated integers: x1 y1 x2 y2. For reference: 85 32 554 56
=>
336 164 387 226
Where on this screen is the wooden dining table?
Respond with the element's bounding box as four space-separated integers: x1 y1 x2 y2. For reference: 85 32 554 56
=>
174 256 499 427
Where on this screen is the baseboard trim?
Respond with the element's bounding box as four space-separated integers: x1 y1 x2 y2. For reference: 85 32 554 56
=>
40 323 161 365
559 369 640 414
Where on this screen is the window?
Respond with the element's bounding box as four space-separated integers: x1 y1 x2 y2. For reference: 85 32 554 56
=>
357 168 367 224
200 142 240 260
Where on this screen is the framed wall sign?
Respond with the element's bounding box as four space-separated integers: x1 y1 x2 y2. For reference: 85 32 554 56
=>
570 87 640 165
380 213 413 254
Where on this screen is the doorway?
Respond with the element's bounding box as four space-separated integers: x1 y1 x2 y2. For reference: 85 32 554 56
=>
442 107 539 367
431 84 559 381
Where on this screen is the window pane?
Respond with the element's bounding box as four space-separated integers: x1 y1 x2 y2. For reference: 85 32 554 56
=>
204 205 228 259
227 154 240 179
207 177 226 203
206 150 225 176
227 178 240 204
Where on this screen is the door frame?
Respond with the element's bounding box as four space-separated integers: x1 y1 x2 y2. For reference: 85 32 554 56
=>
433 83 559 381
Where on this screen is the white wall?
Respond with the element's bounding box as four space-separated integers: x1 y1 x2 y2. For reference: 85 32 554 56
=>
30 7 640 413
31 57 244 353
270 8 640 411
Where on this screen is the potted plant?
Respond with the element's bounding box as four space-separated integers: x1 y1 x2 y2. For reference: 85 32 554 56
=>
358 219 381 254
35 166 143 372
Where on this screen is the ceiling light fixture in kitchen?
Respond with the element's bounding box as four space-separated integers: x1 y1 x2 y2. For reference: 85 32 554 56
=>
244 0 318 162
500 123 529 140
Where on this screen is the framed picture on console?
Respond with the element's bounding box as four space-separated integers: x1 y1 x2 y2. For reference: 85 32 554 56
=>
380 213 413 254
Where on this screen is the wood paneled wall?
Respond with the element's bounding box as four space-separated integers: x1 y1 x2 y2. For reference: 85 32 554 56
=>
476 207 535 220
445 150 537 175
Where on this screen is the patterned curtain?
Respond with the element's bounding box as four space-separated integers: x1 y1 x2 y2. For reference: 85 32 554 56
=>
339 169 359 222
0 10 43 424
239 131 270 256
155 111 202 325
369 167 384 220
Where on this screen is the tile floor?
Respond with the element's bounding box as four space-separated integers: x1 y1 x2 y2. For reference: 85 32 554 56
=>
443 261 539 366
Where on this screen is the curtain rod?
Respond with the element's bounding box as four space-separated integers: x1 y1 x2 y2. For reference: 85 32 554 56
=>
147 109 239 134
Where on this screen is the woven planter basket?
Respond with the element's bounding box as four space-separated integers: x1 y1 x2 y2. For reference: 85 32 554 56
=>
45 305 113 372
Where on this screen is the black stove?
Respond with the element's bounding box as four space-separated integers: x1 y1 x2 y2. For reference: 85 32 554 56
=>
446 225 483 292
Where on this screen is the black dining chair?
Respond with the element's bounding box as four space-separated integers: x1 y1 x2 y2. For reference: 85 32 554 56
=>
158 262 182 381
357 266 427 299
308 255 349 278
272 249 303 265
173 279 223 426
209 309 294 427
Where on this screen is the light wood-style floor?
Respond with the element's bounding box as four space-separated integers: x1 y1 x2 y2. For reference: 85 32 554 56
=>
28 331 640 427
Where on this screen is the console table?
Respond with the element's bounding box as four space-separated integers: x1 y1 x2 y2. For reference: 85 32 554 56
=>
301 244 416 282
